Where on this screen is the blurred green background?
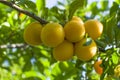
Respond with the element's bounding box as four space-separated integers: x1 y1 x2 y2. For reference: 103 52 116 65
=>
0 0 120 80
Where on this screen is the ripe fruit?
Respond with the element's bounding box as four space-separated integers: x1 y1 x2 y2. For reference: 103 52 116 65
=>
19 13 25 18
114 65 120 77
41 22 64 47
23 22 42 46
53 40 74 61
94 60 103 75
84 19 103 40
71 16 84 24
64 17 85 42
75 38 97 61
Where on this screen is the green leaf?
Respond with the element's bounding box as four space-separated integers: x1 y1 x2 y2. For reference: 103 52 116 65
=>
57 1 65 6
22 61 32 72
83 38 92 46
22 52 32 72
7 11 16 26
39 58 50 68
106 15 117 43
63 68 78 80
41 7 49 19
95 40 106 48
25 1 36 11
90 2 99 16
51 6 59 14
100 0 108 10
68 0 85 20
114 25 120 47
110 2 119 16
100 60 109 80
23 71 45 79
51 62 61 76
112 52 119 64
49 6 66 22
36 0 45 13
59 62 69 72
115 0 120 4
35 61 44 74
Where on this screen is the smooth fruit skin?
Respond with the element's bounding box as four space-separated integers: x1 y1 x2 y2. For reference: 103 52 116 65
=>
94 60 103 75
64 19 85 42
41 23 65 47
114 65 120 77
75 38 97 61
72 16 84 24
84 19 103 40
53 40 74 61
23 22 42 46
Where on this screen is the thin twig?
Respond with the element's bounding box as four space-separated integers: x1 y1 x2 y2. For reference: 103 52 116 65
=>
0 0 48 24
0 43 28 48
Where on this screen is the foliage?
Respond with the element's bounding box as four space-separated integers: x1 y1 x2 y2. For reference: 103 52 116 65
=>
0 0 120 80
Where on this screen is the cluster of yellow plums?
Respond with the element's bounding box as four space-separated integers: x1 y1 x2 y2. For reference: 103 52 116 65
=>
23 16 103 62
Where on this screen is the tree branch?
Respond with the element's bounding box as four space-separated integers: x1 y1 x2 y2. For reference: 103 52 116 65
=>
0 0 48 24
0 43 28 48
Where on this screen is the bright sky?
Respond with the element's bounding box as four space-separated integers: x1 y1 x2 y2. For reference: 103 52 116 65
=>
31 0 114 8
46 0 65 8
45 0 114 8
